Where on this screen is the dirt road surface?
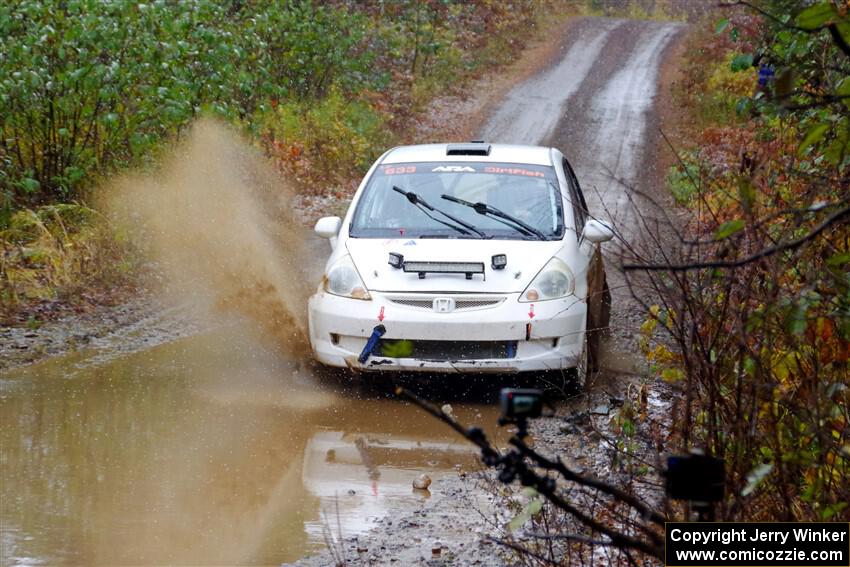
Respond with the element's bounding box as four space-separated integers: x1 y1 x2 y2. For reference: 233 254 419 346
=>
482 17 682 240
0 16 684 567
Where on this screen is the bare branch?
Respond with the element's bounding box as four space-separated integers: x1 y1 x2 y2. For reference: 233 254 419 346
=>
395 387 665 560
522 532 619 546
487 537 562 566
510 436 667 528
719 0 850 60
828 23 850 59
623 204 850 272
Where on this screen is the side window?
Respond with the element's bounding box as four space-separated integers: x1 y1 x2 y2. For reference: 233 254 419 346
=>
562 158 588 235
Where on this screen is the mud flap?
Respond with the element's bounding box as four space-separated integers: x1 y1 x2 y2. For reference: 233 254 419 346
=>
586 245 611 373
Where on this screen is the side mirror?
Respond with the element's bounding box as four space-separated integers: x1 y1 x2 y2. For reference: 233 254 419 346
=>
314 216 342 239
582 219 614 244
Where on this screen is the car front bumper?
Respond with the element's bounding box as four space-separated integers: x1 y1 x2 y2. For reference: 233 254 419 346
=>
308 290 587 373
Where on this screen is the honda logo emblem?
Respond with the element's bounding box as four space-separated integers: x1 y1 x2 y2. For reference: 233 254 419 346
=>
433 297 455 313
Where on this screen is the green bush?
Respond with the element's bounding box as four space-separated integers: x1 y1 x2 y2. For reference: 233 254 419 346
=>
666 158 701 205
1 0 560 221
0 0 373 216
265 90 390 188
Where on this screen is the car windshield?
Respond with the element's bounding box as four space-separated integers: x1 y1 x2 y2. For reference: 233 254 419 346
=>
350 162 564 240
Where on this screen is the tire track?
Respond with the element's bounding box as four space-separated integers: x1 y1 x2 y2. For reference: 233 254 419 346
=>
480 16 683 230
572 21 683 234
478 17 625 145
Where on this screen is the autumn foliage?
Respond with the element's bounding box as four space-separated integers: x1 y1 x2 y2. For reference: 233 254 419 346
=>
637 0 849 522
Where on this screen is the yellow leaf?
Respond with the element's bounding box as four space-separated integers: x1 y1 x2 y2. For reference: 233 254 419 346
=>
662 368 684 382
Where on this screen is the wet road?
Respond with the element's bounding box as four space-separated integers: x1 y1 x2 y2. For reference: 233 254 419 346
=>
1 16 683 567
481 17 683 235
1 326 506 565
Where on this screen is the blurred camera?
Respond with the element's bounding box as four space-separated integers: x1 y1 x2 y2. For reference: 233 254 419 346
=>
500 388 543 421
666 452 725 503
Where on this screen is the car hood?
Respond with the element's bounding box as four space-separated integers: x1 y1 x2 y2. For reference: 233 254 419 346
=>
346 238 563 293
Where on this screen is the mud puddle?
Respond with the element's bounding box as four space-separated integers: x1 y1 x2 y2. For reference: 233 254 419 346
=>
0 321 513 566
0 118 511 566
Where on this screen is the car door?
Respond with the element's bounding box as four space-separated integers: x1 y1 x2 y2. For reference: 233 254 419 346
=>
561 158 592 289
563 158 610 370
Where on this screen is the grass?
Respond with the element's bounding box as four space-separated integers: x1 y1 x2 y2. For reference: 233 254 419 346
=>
0 204 132 321
665 157 701 204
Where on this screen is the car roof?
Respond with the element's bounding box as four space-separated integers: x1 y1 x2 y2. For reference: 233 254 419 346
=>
381 143 553 166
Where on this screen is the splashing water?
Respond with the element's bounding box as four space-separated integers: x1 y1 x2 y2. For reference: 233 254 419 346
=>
105 118 311 357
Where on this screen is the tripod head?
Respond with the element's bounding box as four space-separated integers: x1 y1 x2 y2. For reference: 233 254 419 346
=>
498 388 543 439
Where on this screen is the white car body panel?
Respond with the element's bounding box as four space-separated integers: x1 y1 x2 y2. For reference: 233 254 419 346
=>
381 143 553 166
308 143 602 374
346 238 568 294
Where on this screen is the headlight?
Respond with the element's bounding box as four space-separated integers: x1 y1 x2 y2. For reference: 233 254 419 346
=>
324 255 371 300
520 257 574 302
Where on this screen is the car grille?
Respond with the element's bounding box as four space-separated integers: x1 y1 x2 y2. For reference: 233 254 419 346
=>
387 295 505 312
378 339 517 360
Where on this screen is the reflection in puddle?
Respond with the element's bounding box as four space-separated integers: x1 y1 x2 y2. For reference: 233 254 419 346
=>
0 324 504 565
301 429 481 547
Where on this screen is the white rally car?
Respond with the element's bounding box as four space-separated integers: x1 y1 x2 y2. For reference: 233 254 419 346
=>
308 142 613 382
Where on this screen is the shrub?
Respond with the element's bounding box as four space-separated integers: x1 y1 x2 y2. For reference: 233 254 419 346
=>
0 0 373 213
654 0 850 522
262 90 390 190
0 204 128 316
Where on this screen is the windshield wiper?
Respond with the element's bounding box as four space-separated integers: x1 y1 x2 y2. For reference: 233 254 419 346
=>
392 186 485 238
440 194 546 240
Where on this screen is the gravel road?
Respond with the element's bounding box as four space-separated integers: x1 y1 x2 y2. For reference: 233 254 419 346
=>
482 17 683 239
